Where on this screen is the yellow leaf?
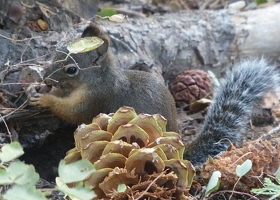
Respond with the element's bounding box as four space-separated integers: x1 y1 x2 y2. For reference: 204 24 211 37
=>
67 37 104 54
108 14 125 22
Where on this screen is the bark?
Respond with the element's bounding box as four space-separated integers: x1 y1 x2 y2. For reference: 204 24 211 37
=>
1 3 279 88
101 4 280 82
232 5 280 59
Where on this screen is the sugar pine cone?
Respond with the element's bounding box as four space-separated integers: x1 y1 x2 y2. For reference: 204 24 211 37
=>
64 106 196 199
170 69 212 108
199 140 280 193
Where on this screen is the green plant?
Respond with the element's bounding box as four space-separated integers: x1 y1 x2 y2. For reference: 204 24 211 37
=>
251 167 280 200
0 142 104 200
56 160 97 200
204 171 221 198
0 142 47 200
97 8 125 22
205 159 253 199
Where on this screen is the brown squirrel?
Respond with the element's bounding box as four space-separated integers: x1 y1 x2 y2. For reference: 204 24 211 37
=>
26 24 178 132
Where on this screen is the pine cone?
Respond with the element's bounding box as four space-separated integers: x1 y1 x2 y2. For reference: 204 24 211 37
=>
170 69 212 108
199 140 280 192
64 106 196 199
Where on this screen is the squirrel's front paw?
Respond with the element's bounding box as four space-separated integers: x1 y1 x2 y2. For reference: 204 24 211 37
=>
29 93 45 107
26 84 52 107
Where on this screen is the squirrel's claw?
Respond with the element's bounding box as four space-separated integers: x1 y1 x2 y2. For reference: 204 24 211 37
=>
26 84 45 107
26 85 38 99
28 94 44 106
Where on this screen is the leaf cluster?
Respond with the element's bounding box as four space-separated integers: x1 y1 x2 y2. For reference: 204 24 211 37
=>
0 142 98 200
0 142 46 200
56 160 97 200
251 168 280 200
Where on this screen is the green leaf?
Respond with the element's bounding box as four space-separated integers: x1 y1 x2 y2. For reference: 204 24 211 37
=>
236 159 252 177
245 1 257 9
56 177 96 200
98 8 117 17
275 167 280 183
0 142 24 163
205 171 221 197
58 160 95 183
0 162 39 185
117 184 127 193
2 184 47 200
255 0 267 5
67 37 104 54
251 177 280 200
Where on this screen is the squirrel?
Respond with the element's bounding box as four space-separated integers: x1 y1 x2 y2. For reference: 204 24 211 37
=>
27 24 280 167
26 24 178 132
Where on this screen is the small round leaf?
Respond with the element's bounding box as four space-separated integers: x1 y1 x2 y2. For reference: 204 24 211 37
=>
274 167 280 183
58 160 95 183
98 8 117 17
117 184 127 193
67 37 104 54
236 159 252 177
205 171 221 197
0 142 24 163
56 177 97 200
109 14 125 23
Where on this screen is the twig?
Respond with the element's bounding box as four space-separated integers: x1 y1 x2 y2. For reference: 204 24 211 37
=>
0 33 42 42
13 91 25 104
209 189 259 200
1 82 37 86
0 100 28 121
20 1 35 8
257 123 280 141
20 38 32 63
36 1 56 18
17 53 51 64
135 171 165 200
229 152 253 168
0 114 12 142
0 65 11 84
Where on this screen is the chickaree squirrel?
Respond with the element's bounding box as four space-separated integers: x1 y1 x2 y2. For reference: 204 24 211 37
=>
27 24 280 166
26 24 178 131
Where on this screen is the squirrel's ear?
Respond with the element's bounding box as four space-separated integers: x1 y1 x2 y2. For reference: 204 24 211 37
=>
81 24 109 56
81 25 101 37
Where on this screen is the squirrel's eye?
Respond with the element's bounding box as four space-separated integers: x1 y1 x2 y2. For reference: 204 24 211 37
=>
65 65 79 76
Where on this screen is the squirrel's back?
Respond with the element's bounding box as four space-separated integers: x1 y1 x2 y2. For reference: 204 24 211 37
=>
184 58 280 166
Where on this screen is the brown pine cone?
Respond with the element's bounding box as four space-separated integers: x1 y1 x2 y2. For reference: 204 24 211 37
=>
170 69 212 108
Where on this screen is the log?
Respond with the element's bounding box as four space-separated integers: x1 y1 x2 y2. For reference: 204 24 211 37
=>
232 4 280 59
1 3 280 90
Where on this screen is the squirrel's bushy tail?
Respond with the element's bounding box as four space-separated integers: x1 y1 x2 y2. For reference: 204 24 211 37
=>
184 58 280 166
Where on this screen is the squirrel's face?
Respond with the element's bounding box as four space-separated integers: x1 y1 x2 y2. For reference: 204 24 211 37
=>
44 64 79 90
43 24 110 90
43 51 101 90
